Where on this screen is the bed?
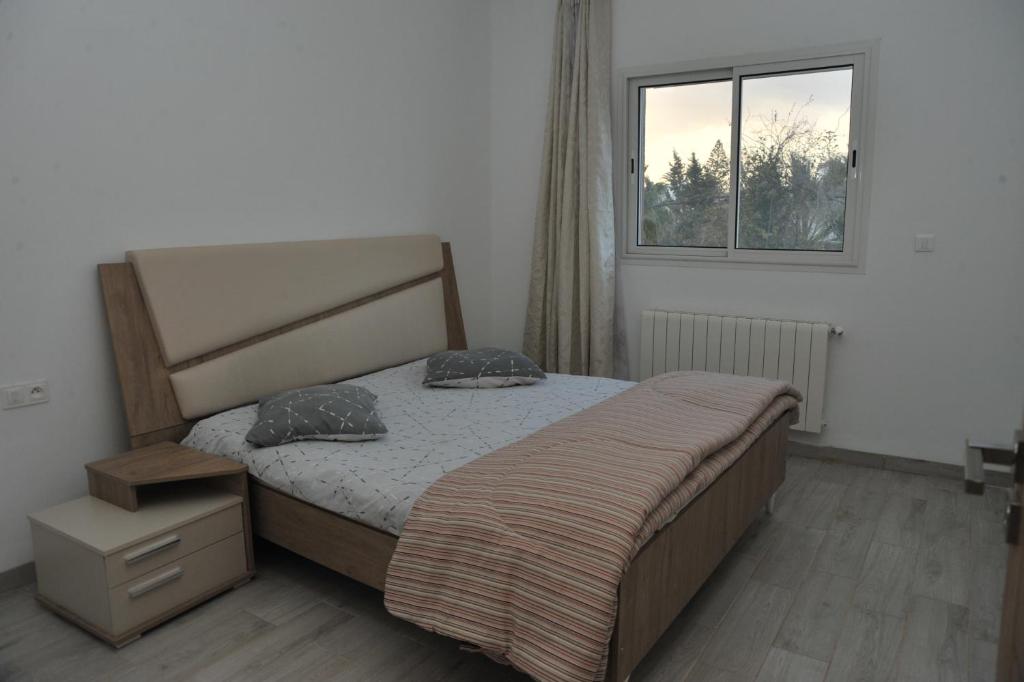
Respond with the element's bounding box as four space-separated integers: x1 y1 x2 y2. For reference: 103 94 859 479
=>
98 235 796 682
181 358 634 536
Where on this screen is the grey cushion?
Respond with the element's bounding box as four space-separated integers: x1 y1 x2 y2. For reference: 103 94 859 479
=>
245 384 386 447
423 348 546 388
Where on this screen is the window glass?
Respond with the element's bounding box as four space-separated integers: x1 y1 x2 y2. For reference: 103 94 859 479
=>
736 67 853 251
640 80 732 248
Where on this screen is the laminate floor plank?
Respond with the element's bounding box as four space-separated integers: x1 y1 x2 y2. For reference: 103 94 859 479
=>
912 532 971 607
968 542 1009 643
698 580 795 679
891 595 969 682
754 647 827 682
833 466 894 522
6 622 129 682
243 581 339 626
852 540 918 618
0 586 44 633
752 525 825 590
439 653 531 682
899 472 965 506
814 461 868 486
920 487 971 541
824 606 905 682
0 590 125 682
685 662 751 682
306 607 450 681
876 493 929 550
189 602 354 681
110 608 275 681
812 513 877 579
774 570 856 662
968 637 998 682
774 480 846 531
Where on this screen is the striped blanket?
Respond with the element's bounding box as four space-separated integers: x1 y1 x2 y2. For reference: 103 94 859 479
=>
384 371 801 682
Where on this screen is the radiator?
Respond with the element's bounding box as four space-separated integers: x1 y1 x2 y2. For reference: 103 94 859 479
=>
639 310 836 433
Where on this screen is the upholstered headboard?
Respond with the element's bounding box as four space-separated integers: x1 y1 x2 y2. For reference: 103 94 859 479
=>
99 235 466 448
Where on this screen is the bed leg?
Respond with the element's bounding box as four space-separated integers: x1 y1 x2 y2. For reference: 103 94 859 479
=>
765 492 777 516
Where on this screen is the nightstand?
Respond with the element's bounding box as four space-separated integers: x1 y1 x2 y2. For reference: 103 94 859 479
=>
28 442 254 647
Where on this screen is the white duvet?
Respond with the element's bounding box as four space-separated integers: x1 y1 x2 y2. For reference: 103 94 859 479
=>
182 359 633 535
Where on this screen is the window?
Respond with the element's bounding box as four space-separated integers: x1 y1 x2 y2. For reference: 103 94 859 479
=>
624 45 875 269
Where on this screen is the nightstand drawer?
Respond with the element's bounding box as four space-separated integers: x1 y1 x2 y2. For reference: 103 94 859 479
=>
109 532 246 634
106 504 243 586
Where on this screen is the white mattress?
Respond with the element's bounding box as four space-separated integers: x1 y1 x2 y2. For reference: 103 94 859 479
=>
182 359 633 535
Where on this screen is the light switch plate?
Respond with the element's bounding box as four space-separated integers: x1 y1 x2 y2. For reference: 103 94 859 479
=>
2 381 49 409
914 234 936 252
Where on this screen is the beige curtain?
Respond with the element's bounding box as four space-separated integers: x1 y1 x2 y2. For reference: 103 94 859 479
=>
523 0 615 377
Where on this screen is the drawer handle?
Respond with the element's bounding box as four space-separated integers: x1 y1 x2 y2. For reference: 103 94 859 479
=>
123 535 181 565
127 567 184 599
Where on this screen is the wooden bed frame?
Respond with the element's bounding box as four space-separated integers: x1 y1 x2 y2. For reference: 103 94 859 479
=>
99 240 791 682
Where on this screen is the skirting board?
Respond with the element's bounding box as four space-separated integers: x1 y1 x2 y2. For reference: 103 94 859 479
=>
0 561 36 593
788 441 1012 488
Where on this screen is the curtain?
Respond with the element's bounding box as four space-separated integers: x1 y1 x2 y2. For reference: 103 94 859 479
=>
522 0 615 377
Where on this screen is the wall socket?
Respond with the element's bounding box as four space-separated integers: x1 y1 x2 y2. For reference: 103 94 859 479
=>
1 381 50 410
914 233 936 252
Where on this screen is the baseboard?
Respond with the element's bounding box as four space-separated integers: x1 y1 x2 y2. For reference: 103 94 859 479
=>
0 561 35 593
788 442 1013 488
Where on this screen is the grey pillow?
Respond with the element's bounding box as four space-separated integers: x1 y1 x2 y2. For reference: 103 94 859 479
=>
245 384 386 447
423 348 546 388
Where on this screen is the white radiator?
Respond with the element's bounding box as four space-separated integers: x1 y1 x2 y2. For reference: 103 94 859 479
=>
639 310 836 433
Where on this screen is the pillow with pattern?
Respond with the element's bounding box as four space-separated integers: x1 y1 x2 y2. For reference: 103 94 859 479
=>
245 384 386 447
423 348 546 388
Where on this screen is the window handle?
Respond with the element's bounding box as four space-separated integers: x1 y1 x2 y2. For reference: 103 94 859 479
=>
851 149 857 168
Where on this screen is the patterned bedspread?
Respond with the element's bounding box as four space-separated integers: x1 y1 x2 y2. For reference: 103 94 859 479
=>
182 359 633 534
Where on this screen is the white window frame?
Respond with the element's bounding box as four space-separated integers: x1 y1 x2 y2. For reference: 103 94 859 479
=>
620 42 878 272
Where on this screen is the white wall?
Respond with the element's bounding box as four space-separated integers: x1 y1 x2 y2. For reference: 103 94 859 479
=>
0 0 492 573
489 0 1024 465
489 1 557 348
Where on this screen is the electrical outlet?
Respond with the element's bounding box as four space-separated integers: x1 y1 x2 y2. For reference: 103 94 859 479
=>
914 233 936 252
2 381 49 410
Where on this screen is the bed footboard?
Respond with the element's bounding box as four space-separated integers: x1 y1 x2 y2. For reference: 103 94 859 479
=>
606 410 792 682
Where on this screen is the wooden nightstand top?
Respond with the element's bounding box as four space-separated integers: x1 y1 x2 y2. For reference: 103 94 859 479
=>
86 442 247 511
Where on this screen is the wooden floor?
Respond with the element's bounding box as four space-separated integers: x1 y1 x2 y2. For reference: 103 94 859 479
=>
0 455 1008 681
